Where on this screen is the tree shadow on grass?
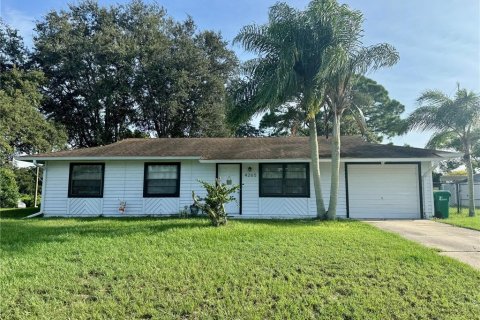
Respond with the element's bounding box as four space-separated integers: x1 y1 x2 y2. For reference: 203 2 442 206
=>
0 217 211 255
0 216 359 255
0 207 40 219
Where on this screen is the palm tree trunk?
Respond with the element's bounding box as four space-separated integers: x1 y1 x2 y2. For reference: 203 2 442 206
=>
309 117 326 218
327 111 341 220
464 140 476 217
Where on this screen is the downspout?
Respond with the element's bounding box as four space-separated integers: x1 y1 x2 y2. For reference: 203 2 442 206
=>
421 161 441 219
23 160 45 219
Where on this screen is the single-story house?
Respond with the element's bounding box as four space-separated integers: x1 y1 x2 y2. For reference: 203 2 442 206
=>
19 136 459 219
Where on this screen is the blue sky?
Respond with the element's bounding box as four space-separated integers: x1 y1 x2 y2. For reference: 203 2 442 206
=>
2 0 479 148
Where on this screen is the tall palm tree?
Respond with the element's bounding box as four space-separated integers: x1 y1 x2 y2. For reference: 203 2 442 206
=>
409 86 480 217
232 0 363 218
321 45 399 219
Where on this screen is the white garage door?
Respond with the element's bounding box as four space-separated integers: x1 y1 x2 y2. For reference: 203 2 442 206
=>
348 164 421 219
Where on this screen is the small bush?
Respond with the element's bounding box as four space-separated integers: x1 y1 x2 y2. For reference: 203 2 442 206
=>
0 167 20 208
192 179 240 226
20 194 40 207
178 206 190 218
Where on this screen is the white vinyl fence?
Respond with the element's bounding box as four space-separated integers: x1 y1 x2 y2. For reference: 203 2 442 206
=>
441 183 480 207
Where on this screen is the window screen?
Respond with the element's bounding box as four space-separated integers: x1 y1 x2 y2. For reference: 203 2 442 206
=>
259 163 309 197
144 163 180 197
68 164 104 197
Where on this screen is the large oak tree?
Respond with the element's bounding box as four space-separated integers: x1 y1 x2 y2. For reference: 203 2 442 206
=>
33 0 237 147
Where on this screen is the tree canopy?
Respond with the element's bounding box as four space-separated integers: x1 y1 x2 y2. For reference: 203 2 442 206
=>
34 0 237 147
0 21 66 164
259 76 406 141
0 19 28 71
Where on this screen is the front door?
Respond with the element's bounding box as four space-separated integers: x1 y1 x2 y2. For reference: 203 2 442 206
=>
217 164 241 215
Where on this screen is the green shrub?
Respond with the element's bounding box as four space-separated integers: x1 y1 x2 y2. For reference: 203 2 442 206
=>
20 194 40 207
178 206 190 218
14 167 42 195
192 179 240 226
0 167 20 208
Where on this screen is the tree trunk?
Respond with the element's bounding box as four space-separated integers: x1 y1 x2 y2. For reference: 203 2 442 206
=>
327 111 341 220
464 140 476 217
309 117 326 218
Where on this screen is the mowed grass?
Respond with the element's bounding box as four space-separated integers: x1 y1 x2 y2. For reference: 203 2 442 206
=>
438 207 480 231
1 217 479 319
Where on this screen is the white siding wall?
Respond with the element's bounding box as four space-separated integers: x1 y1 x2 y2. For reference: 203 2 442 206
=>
421 161 435 218
103 161 143 216
42 160 215 217
42 161 69 216
42 159 426 219
240 163 346 218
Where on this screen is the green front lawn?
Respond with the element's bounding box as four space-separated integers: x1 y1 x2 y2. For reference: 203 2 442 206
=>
437 207 480 231
1 217 479 319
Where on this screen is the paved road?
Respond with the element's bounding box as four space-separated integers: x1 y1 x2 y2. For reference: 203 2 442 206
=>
367 220 480 269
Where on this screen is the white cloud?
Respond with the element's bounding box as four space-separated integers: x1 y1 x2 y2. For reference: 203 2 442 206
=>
1 5 35 47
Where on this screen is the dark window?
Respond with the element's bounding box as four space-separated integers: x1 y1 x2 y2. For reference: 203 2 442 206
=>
144 163 180 197
68 163 104 198
260 163 309 197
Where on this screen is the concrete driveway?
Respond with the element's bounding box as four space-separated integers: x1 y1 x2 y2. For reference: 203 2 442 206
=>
367 220 480 269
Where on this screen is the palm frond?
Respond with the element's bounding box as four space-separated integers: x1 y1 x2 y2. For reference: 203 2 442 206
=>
350 105 367 135
417 89 451 106
410 86 480 137
407 106 447 132
353 44 399 75
233 24 273 55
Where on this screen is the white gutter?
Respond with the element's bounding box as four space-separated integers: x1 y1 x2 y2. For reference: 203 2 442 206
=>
199 158 311 163
17 156 201 162
17 152 461 163
333 157 460 162
200 157 459 163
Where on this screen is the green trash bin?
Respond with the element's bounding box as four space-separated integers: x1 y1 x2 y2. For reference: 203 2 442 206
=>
433 191 451 219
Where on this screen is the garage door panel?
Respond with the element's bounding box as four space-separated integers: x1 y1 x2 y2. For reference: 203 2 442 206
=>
348 164 421 219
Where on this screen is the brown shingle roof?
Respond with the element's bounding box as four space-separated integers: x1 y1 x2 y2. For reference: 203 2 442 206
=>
21 136 457 160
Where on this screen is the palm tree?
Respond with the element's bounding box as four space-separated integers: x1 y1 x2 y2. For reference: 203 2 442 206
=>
321 45 399 219
232 0 364 218
409 86 480 217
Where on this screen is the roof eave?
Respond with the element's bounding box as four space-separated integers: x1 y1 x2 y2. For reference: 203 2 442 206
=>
17 156 456 163
434 151 463 159
17 156 203 162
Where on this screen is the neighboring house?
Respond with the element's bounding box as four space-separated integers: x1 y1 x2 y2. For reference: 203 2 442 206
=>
19 136 458 219
441 173 480 207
